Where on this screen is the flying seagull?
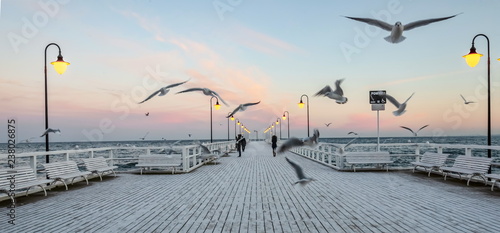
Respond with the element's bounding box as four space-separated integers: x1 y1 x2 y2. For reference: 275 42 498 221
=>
138 79 190 104
325 123 332 127
40 128 61 137
140 132 149 140
347 131 358 136
226 101 261 118
314 79 348 104
285 157 316 186
331 137 358 155
145 112 149 116
460 94 475 104
383 92 415 116
176 87 228 106
400 124 429 136
344 14 460 43
278 129 320 153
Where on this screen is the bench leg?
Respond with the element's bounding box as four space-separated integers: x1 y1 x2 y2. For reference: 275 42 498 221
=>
53 179 68 190
98 172 103 181
112 170 117 177
492 179 498 191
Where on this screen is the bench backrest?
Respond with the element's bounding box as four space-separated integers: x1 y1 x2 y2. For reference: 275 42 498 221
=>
43 161 80 178
82 157 109 170
138 155 181 165
0 166 38 187
345 152 391 162
420 152 449 165
451 156 493 172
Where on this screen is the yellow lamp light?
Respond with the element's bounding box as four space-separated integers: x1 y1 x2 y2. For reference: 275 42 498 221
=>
463 47 483 67
51 55 70 74
298 100 305 108
230 115 235 121
237 121 240 125
214 101 221 110
276 120 279 125
282 114 286 120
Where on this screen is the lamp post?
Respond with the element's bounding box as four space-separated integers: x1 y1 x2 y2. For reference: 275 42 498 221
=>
210 96 221 143
227 113 232 141
276 118 282 140
298 94 310 137
282 111 290 139
44 43 70 163
254 130 258 141
463 34 491 163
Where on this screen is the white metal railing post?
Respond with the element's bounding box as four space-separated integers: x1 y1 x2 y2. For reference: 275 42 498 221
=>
64 153 70 161
109 150 114 166
29 155 37 171
465 148 472 157
90 150 94 158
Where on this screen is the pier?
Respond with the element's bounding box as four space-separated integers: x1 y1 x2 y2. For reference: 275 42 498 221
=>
2 141 500 232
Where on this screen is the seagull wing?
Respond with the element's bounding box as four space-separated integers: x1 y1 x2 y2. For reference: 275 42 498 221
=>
199 144 211 154
347 131 358 135
314 85 333 96
404 14 460 31
210 90 229 106
344 16 393 31
243 101 261 107
417 124 429 133
403 92 415 104
400 126 415 135
285 157 306 180
278 138 304 153
138 89 161 104
333 79 345 96
384 94 401 108
176 87 204 94
40 129 50 137
227 105 242 118
165 79 190 89
460 94 468 103
344 137 358 149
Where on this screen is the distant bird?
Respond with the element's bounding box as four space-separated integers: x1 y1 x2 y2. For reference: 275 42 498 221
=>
176 87 228 106
188 134 192 137
384 92 414 116
331 137 358 155
343 14 460 43
140 132 149 140
226 101 261 118
198 143 220 161
40 128 61 137
400 124 429 137
145 112 149 116
325 123 332 127
138 79 190 104
348 131 358 136
285 157 316 186
278 129 320 153
314 79 348 104
460 94 475 105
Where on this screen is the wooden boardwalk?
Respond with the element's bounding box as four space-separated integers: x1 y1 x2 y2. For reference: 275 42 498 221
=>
3 141 500 232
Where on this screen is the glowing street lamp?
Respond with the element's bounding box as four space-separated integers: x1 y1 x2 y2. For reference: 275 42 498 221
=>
462 34 492 162
282 111 290 139
210 96 220 143
44 43 70 163
298 94 310 137
276 118 282 140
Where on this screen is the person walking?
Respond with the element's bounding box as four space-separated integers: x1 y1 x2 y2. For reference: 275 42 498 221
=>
271 134 278 157
241 136 247 152
236 134 244 157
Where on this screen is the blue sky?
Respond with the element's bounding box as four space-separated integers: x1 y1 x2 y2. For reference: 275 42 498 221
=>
1 0 500 142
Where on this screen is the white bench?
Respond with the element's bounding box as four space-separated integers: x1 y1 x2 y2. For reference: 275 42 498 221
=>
344 152 393 172
82 157 118 181
441 156 493 185
411 152 450 176
0 166 54 204
42 161 92 190
485 174 500 191
136 154 182 174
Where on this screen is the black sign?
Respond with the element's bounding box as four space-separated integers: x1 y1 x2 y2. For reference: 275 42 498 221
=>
370 90 386 104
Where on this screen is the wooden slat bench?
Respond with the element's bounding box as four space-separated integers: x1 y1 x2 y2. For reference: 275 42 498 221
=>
485 174 500 191
0 166 54 204
441 156 493 185
344 151 393 172
411 152 450 176
42 161 92 190
136 154 182 174
82 157 118 181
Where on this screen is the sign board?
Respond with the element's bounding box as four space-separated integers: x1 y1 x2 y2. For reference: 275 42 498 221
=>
371 104 385 111
370 90 386 104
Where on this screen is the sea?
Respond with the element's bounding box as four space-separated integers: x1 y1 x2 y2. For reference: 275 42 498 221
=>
1 136 499 171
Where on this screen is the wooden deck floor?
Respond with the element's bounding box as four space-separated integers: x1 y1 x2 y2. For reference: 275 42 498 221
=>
3 141 500 232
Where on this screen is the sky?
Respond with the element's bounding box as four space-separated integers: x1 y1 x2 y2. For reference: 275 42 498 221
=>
1 0 500 142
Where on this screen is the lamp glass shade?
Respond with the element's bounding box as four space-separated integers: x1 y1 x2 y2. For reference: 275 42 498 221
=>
276 120 279 124
237 121 240 125
214 102 221 110
230 116 235 121
463 52 483 67
298 100 305 109
282 114 286 120
51 57 70 75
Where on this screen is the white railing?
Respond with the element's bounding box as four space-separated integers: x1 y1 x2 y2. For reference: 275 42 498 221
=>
290 142 500 170
0 141 236 173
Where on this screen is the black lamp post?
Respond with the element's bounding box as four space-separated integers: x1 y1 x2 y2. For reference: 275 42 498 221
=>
210 96 220 143
298 94 310 137
276 118 282 140
227 112 232 141
282 111 289 139
44 43 70 163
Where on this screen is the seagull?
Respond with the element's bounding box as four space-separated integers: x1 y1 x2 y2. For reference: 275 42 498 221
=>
140 132 149 140
347 131 358 136
460 94 475 104
285 157 316 186
138 79 190 104
278 129 320 153
314 79 348 104
226 101 261 118
325 123 332 127
198 143 220 161
40 128 61 137
331 137 358 155
145 112 149 116
400 124 429 137
176 87 228 106
383 92 415 116
343 14 460 43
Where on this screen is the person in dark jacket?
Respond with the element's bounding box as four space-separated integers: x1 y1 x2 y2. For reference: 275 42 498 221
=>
271 135 278 156
241 136 247 152
236 134 243 157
